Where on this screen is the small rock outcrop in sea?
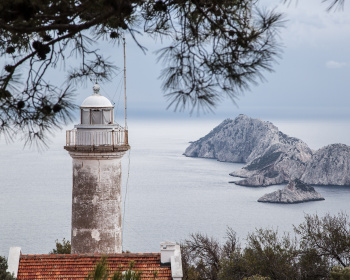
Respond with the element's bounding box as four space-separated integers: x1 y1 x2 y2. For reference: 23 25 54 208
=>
301 144 350 186
258 179 325 203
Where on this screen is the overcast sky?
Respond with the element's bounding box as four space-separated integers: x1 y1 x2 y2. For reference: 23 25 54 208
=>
13 0 350 122
86 0 350 121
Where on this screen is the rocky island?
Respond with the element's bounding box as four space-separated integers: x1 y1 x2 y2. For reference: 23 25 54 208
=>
257 179 325 204
184 114 350 201
184 114 313 186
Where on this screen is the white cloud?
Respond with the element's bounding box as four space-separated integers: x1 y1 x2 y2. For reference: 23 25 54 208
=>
265 0 350 50
326 60 347 69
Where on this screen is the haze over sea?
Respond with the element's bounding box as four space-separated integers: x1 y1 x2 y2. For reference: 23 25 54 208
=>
1 117 350 257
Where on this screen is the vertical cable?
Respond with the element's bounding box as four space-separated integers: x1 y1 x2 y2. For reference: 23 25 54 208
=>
122 34 129 252
123 35 127 130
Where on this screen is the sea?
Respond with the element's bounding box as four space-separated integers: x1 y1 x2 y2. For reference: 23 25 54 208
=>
1 118 350 257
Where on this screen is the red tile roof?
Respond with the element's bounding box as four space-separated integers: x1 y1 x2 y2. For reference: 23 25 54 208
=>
17 253 172 280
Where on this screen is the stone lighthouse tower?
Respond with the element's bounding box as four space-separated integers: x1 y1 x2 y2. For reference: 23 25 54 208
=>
64 84 129 254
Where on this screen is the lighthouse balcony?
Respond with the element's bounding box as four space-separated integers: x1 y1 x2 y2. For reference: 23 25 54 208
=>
64 127 129 152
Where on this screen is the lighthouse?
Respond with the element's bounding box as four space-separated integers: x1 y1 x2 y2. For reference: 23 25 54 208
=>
64 83 130 254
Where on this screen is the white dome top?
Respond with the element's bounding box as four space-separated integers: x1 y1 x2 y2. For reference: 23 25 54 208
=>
80 84 113 108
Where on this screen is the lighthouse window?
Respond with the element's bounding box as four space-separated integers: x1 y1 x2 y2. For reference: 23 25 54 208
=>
91 109 102 124
80 108 113 124
103 110 112 124
81 109 90 124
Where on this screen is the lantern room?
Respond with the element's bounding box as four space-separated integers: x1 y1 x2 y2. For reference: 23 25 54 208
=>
80 83 114 125
64 83 129 150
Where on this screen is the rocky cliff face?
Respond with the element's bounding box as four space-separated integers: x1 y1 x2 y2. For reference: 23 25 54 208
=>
258 179 325 203
231 140 313 186
184 115 350 187
184 115 283 163
301 144 350 186
184 115 313 186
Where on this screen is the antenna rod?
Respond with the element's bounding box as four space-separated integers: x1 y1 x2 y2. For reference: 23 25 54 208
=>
123 35 127 129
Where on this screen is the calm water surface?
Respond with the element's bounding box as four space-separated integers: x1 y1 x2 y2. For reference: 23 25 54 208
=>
1 118 350 256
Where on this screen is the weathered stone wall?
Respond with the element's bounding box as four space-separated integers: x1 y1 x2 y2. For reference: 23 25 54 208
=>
69 152 124 254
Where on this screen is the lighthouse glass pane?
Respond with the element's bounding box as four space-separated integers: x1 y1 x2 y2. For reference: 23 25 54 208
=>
92 110 102 124
82 109 90 124
103 110 111 124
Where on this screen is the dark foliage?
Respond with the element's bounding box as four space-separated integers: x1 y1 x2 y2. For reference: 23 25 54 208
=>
294 212 350 268
330 266 350 280
182 228 241 280
182 212 350 280
321 0 345 11
245 151 283 171
0 0 284 145
85 258 142 280
283 0 345 11
0 256 16 280
50 238 71 254
242 229 299 280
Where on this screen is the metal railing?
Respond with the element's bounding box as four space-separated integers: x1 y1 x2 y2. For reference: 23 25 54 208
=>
66 129 128 147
